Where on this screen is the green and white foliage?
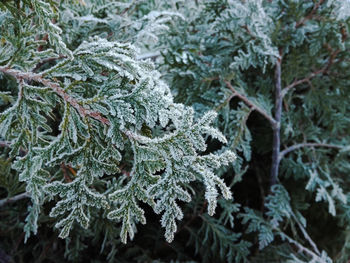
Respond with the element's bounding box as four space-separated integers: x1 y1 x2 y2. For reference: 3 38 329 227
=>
58 0 184 52
1 0 350 262
215 0 279 71
106 109 235 243
0 0 71 69
0 0 235 245
156 0 350 262
328 0 350 21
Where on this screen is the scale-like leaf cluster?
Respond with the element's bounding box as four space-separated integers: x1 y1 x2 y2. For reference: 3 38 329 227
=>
0 0 235 245
1 0 350 262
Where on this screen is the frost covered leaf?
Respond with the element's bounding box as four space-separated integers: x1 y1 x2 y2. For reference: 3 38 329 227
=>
45 171 108 238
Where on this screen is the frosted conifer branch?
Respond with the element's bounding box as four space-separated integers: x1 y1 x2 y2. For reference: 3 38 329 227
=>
0 67 110 125
0 39 234 243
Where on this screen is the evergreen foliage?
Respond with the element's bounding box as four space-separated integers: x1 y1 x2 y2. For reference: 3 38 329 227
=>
0 0 350 262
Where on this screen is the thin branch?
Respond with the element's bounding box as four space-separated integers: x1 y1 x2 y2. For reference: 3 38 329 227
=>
0 67 110 125
291 211 320 255
224 80 277 127
0 67 145 143
295 0 325 28
240 25 256 39
270 56 282 186
279 143 343 160
60 163 72 183
278 231 326 263
281 67 325 98
282 48 339 97
0 192 30 207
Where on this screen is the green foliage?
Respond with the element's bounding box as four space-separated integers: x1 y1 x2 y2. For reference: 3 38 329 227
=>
1 0 350 262
1 0 235 252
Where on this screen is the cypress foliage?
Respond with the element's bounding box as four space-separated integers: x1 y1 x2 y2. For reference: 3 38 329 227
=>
0 1 349 262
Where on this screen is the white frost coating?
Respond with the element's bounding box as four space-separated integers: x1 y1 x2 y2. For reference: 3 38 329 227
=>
334 0 350 20
2 29 235 243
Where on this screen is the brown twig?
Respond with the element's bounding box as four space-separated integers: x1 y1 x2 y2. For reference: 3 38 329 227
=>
0 67 145 146
37 34 48 52
224 80 277 127
281 48 339 97
67 166 77 176
295 0 325 28
60 163 72 183
0 67 110 125
240 25 256 39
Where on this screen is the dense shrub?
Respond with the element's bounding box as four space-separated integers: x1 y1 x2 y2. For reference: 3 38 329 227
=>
0 1 349 262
